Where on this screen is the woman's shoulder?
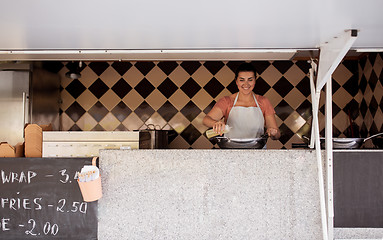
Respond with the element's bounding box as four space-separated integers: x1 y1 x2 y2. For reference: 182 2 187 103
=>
255 94 270 103
255 94 275 114
217 94 235 103
215 94 236 109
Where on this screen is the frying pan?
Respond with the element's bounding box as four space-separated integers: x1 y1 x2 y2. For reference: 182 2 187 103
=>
209 134 268 149
303 133 383 149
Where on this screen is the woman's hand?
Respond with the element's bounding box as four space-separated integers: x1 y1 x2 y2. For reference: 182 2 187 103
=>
203 107 225 135
264 114 280 140
213 121 226 136
266 127 280 140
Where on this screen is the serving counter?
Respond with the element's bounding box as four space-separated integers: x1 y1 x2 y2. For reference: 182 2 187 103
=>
1 149 381 239
98 149 323 239
98 149 383 239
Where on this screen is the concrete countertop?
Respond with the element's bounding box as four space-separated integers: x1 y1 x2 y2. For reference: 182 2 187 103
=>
98 149 322 239
97 149 383 240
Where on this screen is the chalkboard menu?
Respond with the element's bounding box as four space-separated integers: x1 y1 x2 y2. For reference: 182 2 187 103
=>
0 158 97 239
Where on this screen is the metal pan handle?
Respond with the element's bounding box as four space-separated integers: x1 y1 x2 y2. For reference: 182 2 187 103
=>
364 132 383 142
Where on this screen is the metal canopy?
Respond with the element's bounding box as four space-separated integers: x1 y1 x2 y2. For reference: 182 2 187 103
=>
0 0 381 60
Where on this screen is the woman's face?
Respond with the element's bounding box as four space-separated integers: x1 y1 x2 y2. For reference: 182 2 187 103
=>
236 71 256 94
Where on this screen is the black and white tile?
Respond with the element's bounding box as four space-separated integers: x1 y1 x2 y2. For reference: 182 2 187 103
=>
56 56 383 149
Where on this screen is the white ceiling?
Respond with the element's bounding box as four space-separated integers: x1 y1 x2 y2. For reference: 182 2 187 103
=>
0 0 382 60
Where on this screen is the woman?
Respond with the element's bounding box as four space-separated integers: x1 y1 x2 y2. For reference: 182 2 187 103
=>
203 62 280 140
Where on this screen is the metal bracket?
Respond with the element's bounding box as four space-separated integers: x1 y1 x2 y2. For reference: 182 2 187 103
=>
316 29 358 92
310 29 358 240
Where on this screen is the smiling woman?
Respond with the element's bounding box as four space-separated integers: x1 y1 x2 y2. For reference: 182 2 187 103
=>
203 62 281 141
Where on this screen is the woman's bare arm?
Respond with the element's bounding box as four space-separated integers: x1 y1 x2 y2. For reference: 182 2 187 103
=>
203 107 226 135
265 114 281 140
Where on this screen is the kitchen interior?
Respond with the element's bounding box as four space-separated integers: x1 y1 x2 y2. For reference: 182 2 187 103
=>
1 56 383 157
1 53 382 152
1 0 383 239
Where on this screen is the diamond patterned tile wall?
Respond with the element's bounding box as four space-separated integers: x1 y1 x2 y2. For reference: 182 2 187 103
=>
56 58 383 149
359 53 383 147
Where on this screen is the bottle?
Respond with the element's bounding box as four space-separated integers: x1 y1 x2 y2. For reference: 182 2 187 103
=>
205 125 231 139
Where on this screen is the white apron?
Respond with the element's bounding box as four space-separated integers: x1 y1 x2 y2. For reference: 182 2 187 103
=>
225 93 264 139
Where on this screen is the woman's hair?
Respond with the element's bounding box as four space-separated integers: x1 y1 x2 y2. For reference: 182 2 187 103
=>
234 62 256 79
